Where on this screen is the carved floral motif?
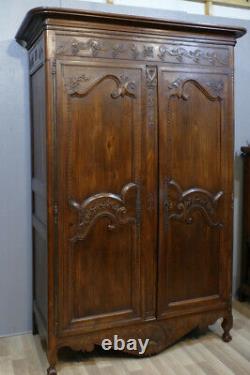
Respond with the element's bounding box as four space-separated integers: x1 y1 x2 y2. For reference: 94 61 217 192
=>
165 178 223 228
72 38 102 56
112 43 126 57
69 182 138 242
65 74 90 95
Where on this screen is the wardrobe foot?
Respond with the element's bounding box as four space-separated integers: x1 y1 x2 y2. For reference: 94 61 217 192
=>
47 366 57 375
221 314 233 343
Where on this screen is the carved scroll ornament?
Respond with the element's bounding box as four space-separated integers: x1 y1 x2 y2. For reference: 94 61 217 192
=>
64 72 136 98
69 182 139 242
168 78 224 100
165 178 223 228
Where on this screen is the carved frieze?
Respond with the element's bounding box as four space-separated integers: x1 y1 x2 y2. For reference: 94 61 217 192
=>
165 178 223 228
56 36 229 67
158 46 227 65
68 182 139 242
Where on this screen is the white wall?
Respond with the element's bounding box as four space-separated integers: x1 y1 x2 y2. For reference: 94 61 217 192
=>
213 4 250 19
78 0 250 19
113 0 205 14
0 0 249 337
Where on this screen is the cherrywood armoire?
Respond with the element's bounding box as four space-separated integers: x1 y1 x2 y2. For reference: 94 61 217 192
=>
16 7 245 374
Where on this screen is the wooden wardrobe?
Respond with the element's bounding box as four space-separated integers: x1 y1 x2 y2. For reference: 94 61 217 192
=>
15 7 245 374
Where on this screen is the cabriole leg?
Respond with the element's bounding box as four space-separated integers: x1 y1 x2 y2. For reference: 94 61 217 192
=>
221 313 233 342
47 346 58 375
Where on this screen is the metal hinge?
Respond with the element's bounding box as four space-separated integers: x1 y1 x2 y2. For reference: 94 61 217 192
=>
53 203 58 225
136 181 141 227
51 60 56 75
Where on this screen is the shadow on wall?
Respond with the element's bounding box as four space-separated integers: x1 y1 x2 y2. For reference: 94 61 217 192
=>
0 38 32 336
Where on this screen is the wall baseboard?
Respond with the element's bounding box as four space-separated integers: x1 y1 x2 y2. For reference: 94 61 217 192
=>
0 330 32 338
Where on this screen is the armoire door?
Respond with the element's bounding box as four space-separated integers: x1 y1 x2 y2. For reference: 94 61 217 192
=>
157 69 233 317
55 61 157 335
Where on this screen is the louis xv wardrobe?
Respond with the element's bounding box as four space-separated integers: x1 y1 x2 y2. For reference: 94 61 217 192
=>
15 7 245 374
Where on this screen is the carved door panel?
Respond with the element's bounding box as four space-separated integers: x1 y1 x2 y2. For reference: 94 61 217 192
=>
157 69 233 317
56 61 157 335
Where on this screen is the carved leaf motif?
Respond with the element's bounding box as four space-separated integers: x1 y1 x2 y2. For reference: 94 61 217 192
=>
165 178 223 228
69 182 139 242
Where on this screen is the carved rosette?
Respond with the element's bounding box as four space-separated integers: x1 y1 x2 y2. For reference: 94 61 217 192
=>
64 72 136 99
165 178 223 228
146 66 157 128
69 182 139 242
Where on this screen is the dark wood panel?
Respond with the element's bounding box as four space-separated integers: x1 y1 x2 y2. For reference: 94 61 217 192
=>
31 66 47 183
33 228 48 325
30 64 48 338
56 61 157 334
157 70 232 317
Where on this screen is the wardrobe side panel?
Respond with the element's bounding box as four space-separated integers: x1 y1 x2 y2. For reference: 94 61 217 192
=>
30 35 48 339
